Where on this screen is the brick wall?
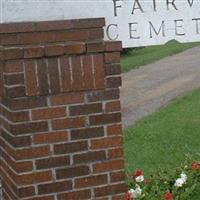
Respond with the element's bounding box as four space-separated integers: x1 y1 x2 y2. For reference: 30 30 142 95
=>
0 18 127 200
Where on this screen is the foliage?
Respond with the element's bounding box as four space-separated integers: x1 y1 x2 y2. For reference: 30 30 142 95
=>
126 157 200 199
124 89 200 199
124 89 200 177
121 40 200 72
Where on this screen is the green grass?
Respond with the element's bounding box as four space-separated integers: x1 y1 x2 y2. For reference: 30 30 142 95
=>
124 89 200 176
124 89 200 198
121 40 200 72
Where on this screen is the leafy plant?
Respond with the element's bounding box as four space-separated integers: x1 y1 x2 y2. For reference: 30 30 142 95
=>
126 156 200 199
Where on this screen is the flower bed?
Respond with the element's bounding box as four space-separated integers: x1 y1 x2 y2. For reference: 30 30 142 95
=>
126 158 200 200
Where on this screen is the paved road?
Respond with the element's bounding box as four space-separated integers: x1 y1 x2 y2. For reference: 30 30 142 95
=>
121 46 200 128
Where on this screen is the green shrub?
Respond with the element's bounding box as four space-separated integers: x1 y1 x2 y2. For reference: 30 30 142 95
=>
126 156 200 200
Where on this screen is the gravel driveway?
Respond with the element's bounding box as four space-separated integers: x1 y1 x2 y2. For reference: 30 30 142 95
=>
121 46 200 128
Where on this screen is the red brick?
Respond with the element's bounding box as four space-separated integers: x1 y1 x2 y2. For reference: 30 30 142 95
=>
57 189 91 200
72 18 105 29
0 34 18 46
4 96 47 110
86 41 104 53
54 141 88 155
93 159 125 173
71 127 104 140
0 18 125 200
18 32 55 45
33 20 72 32
15 145 50 160
24 46 44 58
105 64 121 76
104 41 122 52
34 131 68 144
110 171 125 183
51 93 84 105
87 28 104 40
4 60 23 73
0 148 33 173
1 130 31 148
64 42 86 54
3 48 23 60
34 20 72 31
0 63 3 97
15 171 52 186
93 54 105 89
2 191 11 200
0 22 35 33
104 52 121 64
32 107 66 120
14 161 33 173
82 55 95 90
38 180 72 195
45 44 64 56
107 124 123 136
24 59 38 96
0 163 18 198
94 183 127 197
0 137 16 161
108 148 124 159
56 165 90 179
112 194 127 200
36 156 70 169
5 86 26 98
87 89 120 102
59 56 72 92
54 29 88 42
69 103 102 116
18 186 35 198
91 136 123 149
106 77 122 88
73 150 106 164
0 45 2 55
27 196 55 200
2 107 29 123
9 121 48 135
0 62 3 96
105 101 121 112
89 113 121 125
48 58 61 94
37 59 49 95
71 56 83 91
96 198 109 200
75 174 107 188
4 73 24 86
52 117 85 130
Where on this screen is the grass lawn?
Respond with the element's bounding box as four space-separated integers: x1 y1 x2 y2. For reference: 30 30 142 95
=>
124 89 200 197
121 40 200 72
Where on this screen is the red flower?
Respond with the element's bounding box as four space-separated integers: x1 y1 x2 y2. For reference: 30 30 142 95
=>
192 162 200 170
130 169 144 181
164 192 174 200
126 191 133 200
136 169 143 177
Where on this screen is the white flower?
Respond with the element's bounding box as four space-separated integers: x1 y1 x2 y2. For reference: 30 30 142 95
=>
180 172 187 182
174 172 187 187
174 178 185 187
128 185 142 199
127 189 134 199
134 185 142 198
135 175 144 182
129 189 134 194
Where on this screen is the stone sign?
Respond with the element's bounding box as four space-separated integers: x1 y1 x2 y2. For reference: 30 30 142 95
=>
1 0 200 47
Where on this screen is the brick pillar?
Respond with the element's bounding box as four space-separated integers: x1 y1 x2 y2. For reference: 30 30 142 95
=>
0 18 127 200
